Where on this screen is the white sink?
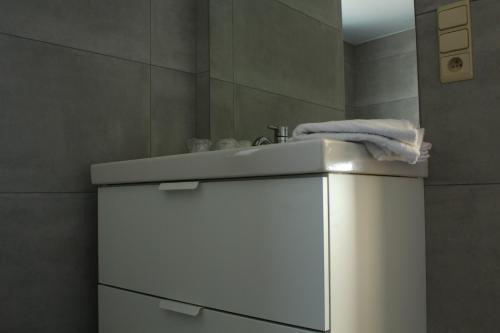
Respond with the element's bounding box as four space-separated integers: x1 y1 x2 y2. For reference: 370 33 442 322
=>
91 139 427 185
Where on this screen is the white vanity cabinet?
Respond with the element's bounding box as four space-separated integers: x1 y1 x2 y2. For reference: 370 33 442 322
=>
92 139 427 333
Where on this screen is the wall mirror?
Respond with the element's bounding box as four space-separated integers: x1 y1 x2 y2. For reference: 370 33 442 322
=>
342 0 419 125
198 0 419 146
197 0 345 143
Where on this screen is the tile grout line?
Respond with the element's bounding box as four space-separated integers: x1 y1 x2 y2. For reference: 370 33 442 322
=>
271 0 341 31
149 0 153 158
208 0 212 139
232 0 237 138
354 96 419 109
354 49 418 65
193 0 200 137
211 77 345 113
354 27 416 46
0 30 195 76
150 63 196 75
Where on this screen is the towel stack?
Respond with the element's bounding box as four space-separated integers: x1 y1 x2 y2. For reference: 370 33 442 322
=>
292 119 432 164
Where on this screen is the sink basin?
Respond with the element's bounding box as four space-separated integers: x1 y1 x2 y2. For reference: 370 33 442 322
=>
91 139 428 185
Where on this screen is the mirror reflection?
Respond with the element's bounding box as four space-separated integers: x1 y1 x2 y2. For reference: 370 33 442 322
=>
342 0 420 125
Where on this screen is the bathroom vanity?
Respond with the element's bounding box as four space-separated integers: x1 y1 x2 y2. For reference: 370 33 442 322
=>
91 139 427 333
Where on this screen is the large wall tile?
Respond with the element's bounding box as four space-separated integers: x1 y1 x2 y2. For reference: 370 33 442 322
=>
235 85 344 140
210 79 235 141
196 72 211 138
276 0 341 28
233 0 344 110
344 42 356 64
353 97 420 126
416 4 500 184
151 67 196 156
0 0 149 62
470 0 500 54
345 105 355 120
356 29 417 63
196 0 209 73
151 0 197 72
0 35 149 192
355 51 419 107
414 0 445 14
425 185 500 333
0 194 97 333
346 29 420 126
210 0 233 81
344 60 355 108
344 42 355 111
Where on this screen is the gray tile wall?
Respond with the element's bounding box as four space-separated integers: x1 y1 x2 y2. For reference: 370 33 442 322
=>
0 1 198 331
344 41 356 118
414 0 500 331
0 194 97 332
234 85 344 141
151 0 197 72
345 29 420 126
207 0 345 140
276 0 342 28
0 0 150 62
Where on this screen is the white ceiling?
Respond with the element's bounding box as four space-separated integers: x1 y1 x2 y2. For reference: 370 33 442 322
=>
342 0 416 45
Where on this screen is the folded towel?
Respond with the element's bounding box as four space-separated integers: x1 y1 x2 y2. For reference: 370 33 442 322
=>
292 119 431 164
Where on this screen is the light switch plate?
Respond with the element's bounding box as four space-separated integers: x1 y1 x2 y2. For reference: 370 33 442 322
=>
437 0 474 83
440 29 469 53
438 5 468 30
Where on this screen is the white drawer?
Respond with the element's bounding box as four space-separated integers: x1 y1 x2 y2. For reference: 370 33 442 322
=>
99 285 316 333
98 176 329 331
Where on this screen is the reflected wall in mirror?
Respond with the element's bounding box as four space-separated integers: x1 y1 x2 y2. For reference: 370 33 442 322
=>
199 0 346 143
342 0 420 126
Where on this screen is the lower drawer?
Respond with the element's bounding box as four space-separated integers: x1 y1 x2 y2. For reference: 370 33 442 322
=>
99 285 314 333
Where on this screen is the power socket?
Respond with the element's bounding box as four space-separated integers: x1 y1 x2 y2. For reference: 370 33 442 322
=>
440 52 473 83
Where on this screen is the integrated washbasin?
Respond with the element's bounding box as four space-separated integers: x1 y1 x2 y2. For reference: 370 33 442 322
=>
91 139 428 186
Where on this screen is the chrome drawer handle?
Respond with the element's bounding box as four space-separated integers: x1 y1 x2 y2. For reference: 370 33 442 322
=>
159 299 202 317
158 181 199 191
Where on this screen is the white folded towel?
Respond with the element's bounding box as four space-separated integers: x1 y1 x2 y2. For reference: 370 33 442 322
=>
292 119 431 164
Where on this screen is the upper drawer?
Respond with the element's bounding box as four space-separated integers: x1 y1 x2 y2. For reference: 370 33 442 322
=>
98 176 330 331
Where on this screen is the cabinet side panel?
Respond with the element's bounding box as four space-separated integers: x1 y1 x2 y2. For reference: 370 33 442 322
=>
329 174 426 333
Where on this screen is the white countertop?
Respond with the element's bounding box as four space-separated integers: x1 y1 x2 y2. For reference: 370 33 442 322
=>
91 139 428 185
